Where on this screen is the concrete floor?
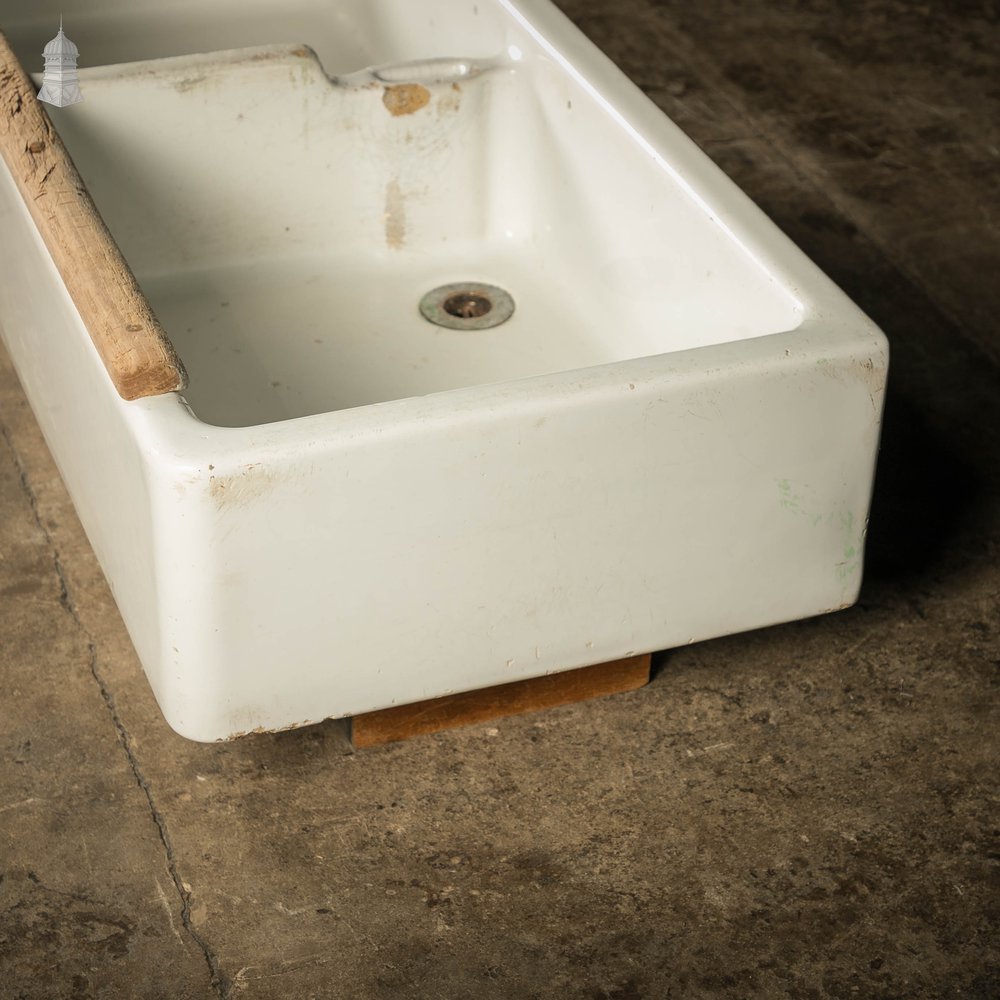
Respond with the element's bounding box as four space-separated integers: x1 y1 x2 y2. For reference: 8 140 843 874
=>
1 1 998 997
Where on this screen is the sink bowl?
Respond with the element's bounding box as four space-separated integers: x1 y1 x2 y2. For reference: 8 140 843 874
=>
0 0 887 741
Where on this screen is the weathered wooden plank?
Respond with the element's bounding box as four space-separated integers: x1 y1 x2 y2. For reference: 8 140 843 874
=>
351 654 652 748
0 31 185 400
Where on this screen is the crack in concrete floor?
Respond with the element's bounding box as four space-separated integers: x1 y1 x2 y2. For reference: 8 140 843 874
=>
0 421 228 998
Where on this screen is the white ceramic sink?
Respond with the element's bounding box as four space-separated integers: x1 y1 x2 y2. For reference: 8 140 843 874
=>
0 0 887 740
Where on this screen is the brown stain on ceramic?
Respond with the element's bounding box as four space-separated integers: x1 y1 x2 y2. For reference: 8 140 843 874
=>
816 351 887 416
384 179 406 249
209 463 274 510
173 75 208 93
221 717 317 741
437 85 462 116
382 83 431 116
247 46 311 62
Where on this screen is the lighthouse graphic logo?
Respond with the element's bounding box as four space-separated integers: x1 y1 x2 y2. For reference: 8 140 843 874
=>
37 19 83 107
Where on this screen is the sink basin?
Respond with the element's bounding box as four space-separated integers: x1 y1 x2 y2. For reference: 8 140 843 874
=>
0 0 887 741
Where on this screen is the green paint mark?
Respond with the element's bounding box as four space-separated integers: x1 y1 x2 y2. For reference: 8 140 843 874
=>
777 478 803 512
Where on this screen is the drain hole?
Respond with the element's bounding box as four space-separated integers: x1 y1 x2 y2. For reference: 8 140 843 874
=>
443 292 492 319
419 282 515 330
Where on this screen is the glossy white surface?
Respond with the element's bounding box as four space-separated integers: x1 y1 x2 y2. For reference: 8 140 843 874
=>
0 0 887 740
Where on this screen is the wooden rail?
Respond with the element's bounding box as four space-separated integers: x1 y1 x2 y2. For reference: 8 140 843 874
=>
0 30 185 400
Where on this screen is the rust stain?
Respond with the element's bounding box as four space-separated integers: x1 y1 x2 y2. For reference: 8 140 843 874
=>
382 83 431 116
384 179 406 250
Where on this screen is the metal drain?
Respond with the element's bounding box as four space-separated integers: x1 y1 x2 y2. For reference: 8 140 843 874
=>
419 282 515 331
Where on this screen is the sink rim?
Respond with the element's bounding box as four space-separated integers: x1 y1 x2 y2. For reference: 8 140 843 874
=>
133 313 882 472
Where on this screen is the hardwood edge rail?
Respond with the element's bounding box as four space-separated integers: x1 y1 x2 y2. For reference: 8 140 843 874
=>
0 30 186 401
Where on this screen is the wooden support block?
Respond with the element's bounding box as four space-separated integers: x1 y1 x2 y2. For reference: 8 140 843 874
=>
350 653 651 749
